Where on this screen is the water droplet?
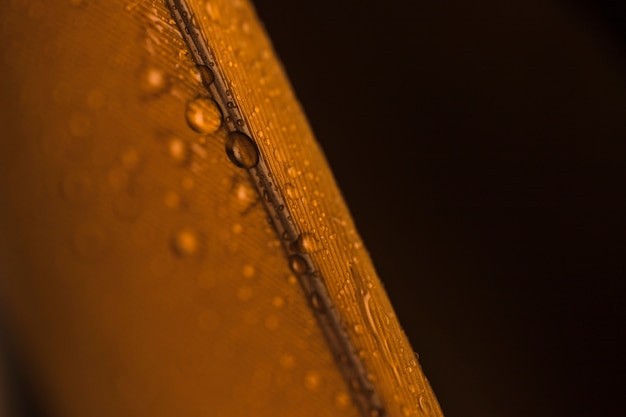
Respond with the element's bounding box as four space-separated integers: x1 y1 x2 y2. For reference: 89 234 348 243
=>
334 391 351 409
285 183 300 200
279 354 295 369
168 137 189 165
232 223 243 234
195 65 215 88
180 176 194 190
242 264 255 279
354 324 364 335
287 165 299 178
292 232 322 253
310 292 325 313
120 148 141 172
234 181 255 204
272 296 284 308
170 227 202 258
186 96 222 134
138 66 168 96
237 285 253 301
401 405 413 416
164 191 182 209
225 131 259 168
370 407 386 417
418 396 431 415
288 254 308 274
304 371 321 391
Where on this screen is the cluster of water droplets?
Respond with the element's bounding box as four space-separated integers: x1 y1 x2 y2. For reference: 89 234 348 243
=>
162 1 396 416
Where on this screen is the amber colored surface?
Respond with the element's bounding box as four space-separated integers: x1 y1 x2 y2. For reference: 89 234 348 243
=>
0 1 443 416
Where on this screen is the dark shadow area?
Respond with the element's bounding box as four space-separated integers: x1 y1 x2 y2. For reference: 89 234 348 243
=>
253 1 626 416
0 328 50 417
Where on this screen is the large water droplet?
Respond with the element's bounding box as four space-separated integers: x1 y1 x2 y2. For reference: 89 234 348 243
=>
186 96 222 134
288 254 308 274
170 227 202 257
225 131 259 168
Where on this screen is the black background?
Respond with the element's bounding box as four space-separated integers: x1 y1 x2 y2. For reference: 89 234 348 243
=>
254 1 625 417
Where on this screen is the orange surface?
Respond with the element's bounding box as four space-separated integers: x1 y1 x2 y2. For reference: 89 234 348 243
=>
0 1 443 416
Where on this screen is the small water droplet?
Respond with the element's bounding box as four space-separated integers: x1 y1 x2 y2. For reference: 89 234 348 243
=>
288 254 308 274
401 405 413 416
287 165 299 178
234 181 255 204
120 148 141 171
285 183 300 201
334 391 351 409
304 371 321 391
164 191 182 209
138 66 168 96
279 354 295 369
354 324 364 335
186 96 222 134
242 264 255 279
225 131 259 168
180 176 194 190
168 137 189 165
272 296 284 308
310 292 325 313
170 227 202 258
370 407 385 417
418 396 431 415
